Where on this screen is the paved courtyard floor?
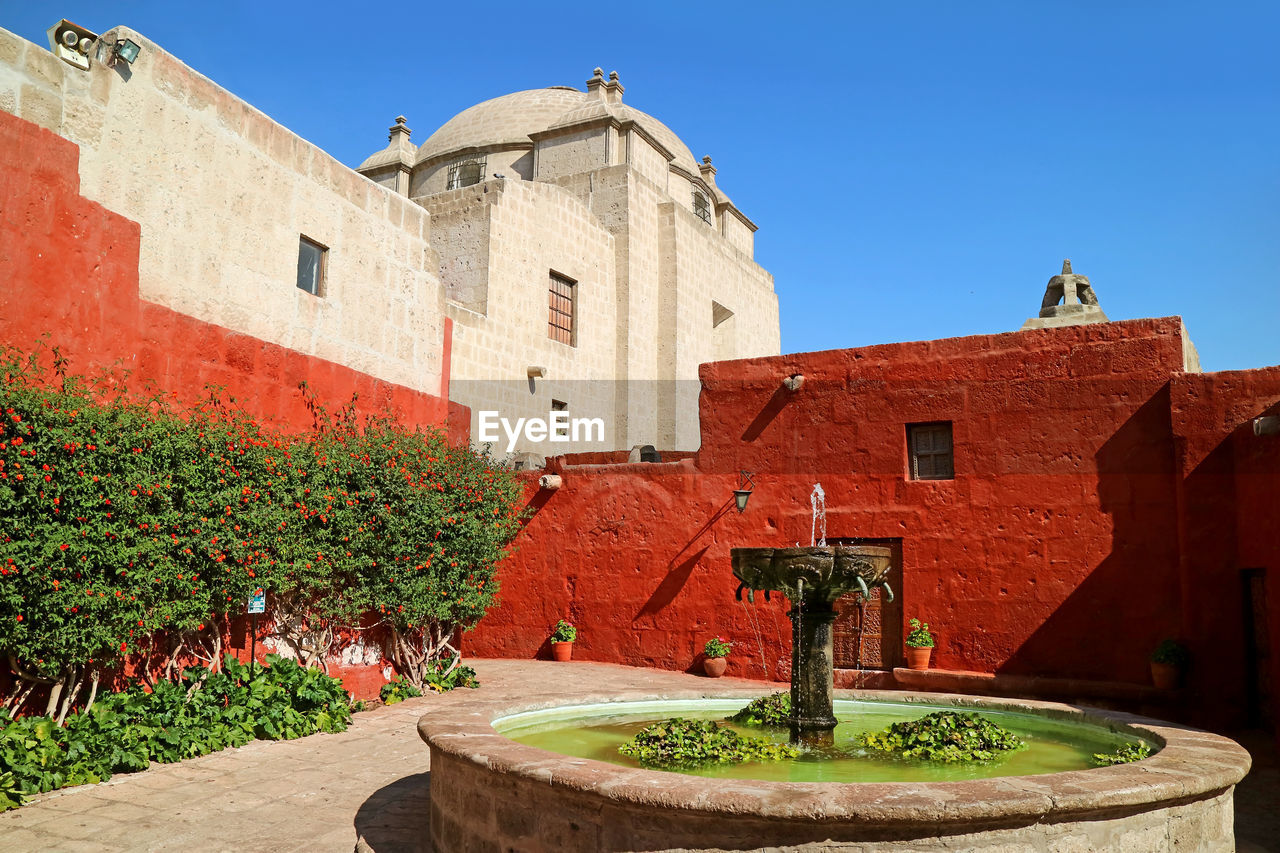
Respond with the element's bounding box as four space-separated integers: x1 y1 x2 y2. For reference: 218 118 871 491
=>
0 659 1275 852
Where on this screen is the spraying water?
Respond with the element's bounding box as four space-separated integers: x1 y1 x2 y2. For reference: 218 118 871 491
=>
809 483 826 547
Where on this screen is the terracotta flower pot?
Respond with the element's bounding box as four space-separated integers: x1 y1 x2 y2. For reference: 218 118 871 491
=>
1151 661 1179 689
551 641 573 662
905 646 932 671
703 657 728 677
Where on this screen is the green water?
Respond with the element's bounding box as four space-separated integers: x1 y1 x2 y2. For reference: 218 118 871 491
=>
496 699 1152 783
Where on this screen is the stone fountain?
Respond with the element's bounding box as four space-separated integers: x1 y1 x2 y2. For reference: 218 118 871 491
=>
732 543 892 733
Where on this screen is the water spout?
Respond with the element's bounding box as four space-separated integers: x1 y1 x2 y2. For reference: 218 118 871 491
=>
810 484 826 547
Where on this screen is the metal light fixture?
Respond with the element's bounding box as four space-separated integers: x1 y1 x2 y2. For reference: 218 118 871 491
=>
46 19 98 70
113 38 141 65
733 470 755 513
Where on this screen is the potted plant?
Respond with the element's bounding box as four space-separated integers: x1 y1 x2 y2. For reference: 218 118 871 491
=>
905 618 935 670
550 619 577 661
1150 639 1189 689
702 636 732 677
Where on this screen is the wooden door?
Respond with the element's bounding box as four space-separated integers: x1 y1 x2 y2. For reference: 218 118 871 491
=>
830 538 903 669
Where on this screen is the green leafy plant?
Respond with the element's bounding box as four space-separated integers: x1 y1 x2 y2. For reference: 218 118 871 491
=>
728 692 791 727
550 619 576 643
1151 639 1189 668
0 654 351 811
905 618 935 648
703 636 732 658
857 711 1025 763
1091 741 1152 766
618 718 798 769
424 662 478 692
379 676 423 705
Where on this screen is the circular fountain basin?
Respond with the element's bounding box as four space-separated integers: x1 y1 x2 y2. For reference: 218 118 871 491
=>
497 698 1151 783
418 688 1250 852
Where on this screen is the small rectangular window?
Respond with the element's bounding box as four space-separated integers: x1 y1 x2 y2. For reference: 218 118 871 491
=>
548 272 576 346
908 422 954 480
693 190 712 224
447 157 486 190
297 236 327 296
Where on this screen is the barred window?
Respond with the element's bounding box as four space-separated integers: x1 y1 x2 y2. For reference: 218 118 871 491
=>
908 422 954 480
296 235 327 296
447 157 486 190
693 190 712 224
548 272 576 346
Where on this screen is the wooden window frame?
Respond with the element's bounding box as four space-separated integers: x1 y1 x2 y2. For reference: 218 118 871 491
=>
907 422 954 480
548 271 576 346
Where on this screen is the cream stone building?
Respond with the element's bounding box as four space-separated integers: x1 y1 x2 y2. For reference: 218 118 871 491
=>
357 69 779 452
1 25 779 455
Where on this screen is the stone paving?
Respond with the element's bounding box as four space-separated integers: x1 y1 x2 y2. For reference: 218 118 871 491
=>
0 659 1274 852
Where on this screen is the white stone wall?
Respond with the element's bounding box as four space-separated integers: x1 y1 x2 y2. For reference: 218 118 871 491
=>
437 180 619 453
411 148 533 198
0 26 446 395
626 131 670 193
535 128 608 181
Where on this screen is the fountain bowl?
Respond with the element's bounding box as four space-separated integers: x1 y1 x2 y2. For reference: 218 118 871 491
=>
418 687 1250 852
732 545 892 602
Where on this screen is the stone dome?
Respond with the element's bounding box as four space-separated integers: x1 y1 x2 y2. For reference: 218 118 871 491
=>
412 84 701 176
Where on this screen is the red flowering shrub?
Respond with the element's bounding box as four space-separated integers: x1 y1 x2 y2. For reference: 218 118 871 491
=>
0 345 522 715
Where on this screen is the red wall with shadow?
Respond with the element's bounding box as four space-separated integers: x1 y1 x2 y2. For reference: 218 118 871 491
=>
471 320 1280 732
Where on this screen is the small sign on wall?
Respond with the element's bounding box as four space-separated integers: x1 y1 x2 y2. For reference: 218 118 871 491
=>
248 588 266 614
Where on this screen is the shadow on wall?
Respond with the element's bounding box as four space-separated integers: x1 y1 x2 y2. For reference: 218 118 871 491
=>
1002 386 1182 688
635 496 739 622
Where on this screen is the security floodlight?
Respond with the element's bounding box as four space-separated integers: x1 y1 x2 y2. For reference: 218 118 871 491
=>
113 38 141 65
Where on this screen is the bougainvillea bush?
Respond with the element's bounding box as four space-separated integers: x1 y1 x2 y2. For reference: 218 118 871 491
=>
0 343 523 718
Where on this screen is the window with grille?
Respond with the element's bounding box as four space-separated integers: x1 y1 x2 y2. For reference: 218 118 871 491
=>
693 190 712 224
447 157 486 190
548 272 576 346
296 235 327 296
907 422 954 480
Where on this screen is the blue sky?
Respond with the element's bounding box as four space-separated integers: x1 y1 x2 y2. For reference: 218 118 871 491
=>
4 2 1277 371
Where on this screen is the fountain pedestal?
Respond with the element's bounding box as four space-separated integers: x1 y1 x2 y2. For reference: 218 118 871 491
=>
789 599 837 730
733 545 892 733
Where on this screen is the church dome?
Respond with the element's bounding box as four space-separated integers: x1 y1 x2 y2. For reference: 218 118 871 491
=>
414 87 586 166
411 80 702 177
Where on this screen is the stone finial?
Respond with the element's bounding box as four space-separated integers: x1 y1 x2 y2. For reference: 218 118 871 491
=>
587 67 606 99
388 115 411 142
699 154 717 184
603 70 624 104
1020 259 1110 330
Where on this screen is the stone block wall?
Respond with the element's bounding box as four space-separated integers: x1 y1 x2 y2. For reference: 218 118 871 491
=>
0 25 446 397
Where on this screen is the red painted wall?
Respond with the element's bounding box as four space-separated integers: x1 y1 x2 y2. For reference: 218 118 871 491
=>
471 320 1280 731
0 110 458 699
0 111 453 433
1171 369 1280 734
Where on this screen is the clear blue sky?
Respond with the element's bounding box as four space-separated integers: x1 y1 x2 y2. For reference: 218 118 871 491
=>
4 2 1277 372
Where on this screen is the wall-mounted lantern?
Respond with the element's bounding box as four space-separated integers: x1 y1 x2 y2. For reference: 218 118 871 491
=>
733 470 756 513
